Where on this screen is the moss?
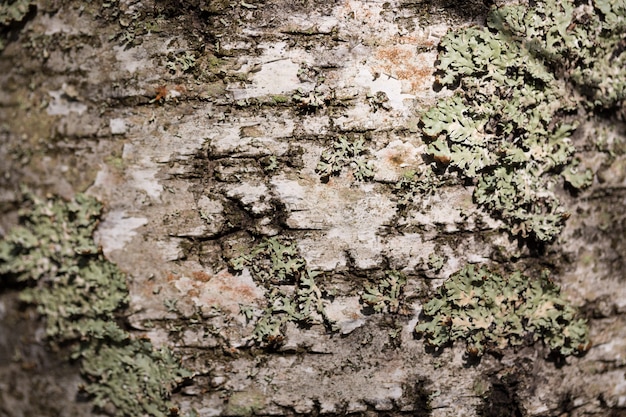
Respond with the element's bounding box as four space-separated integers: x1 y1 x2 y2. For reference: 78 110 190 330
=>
414 0 625 242
416 265 590 358
0 191 191 417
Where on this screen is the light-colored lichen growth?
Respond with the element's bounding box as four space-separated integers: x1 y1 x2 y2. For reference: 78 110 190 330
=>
394 169 449 211
416 265 590 357
362 270 407 314
0 0 33 24
166 50 196 74
232 238 335 346
416 0 625 242
316 135 375 182
491 0 626 108
0 0 35 50
0 192 191 417
77 338 191 417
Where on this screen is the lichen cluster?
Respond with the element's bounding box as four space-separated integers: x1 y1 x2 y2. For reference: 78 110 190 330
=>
231 238 335 346
0 192 191 417
0 0 34 47
362 270 407 314
394 169 448 211
0 0 33 25
491 0 626 108
416 265 590 357
0 192 126 340
413 0 626 242
316 135 375 182
78 339 190 417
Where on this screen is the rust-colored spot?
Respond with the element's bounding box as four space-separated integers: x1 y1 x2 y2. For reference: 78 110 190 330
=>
166 273 178 282
375 46 413 65
348 311 361 320
374 44 434 93
386 151 406 167
187 288 200 298
224 281 256 300
154 85 168 102
192 271 212 282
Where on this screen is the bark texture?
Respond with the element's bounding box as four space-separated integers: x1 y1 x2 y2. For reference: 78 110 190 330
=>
1 0 625 416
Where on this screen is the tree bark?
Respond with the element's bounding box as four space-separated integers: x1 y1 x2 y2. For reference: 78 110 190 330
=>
1 0 625 416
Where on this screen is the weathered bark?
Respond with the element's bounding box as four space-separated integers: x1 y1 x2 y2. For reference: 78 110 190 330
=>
1 0 625 416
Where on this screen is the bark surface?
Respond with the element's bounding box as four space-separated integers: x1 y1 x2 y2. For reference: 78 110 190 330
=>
1 1 625 416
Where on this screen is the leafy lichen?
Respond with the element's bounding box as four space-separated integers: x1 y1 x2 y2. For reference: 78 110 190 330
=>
415 0 626 242
231 237 335 346
316 135 375 182
416 265 590 357
491 0 626 109
0 0 35 51
394 168 450 212
76 338 191 417
0 192 191 417
166 50 196 74
362 270 407 314
0 0 34 26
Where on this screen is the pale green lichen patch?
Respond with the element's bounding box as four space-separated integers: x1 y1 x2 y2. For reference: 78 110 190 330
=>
415 0 625 242
0 192 127 342
490 0 626 109
416 265 590 357
166 50 197 74
0 192 191 417
316 135 375 182
231 237 335 346
76 338 191 417
394 169 450 212
362 270 407 314
0 0 34 26
0 0 35 50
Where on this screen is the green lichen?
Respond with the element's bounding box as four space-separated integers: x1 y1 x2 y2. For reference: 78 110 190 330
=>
490 0 626 109
0 0 34 26
426 253 446 272
394 169 449 211
0 0 35 49
416 265 590 357
76 338 191 417
293 87 334 111
316 135 375 182
166 50 196 74
417 0 624 242
231 237 335 346
0 192 191 417
362 270 407 314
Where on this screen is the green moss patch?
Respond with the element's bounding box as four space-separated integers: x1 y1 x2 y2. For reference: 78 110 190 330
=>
416 265 590 357
0 192 191 417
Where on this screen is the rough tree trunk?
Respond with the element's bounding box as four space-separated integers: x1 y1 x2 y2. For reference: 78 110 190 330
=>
1 0 625 416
